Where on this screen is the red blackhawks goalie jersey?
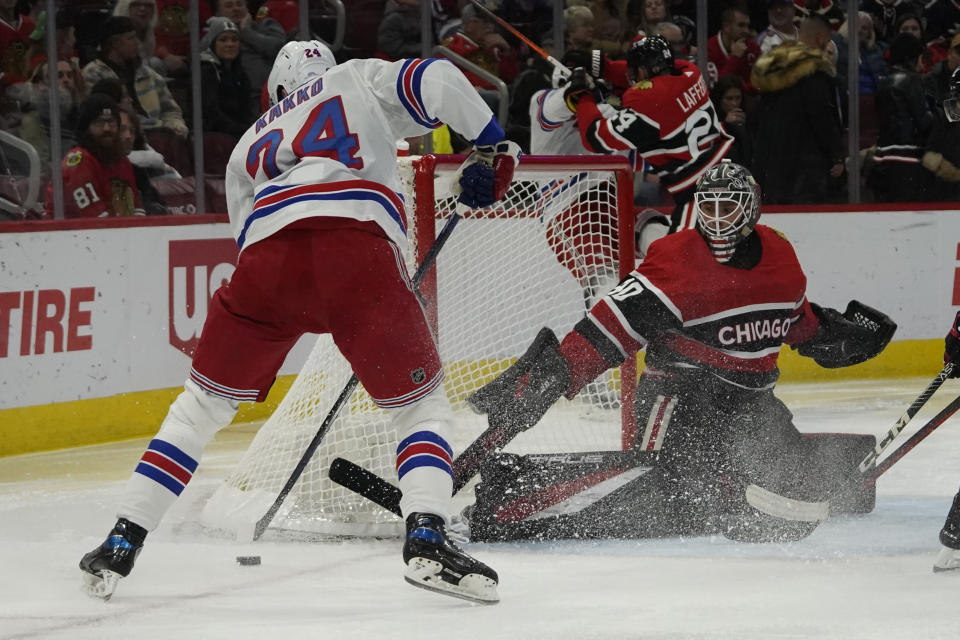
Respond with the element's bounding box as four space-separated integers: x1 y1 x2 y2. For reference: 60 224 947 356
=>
575 59 732 203
564 225 820 391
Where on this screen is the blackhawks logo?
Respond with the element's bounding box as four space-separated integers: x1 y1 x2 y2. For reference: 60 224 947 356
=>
65 150 84 167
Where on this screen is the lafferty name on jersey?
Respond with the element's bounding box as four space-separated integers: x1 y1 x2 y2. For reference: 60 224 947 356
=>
675 75 708 114
255 78 325 133
717 316 794 346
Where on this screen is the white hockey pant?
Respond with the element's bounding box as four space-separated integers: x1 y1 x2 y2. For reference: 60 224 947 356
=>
392 388 455 523
118 379 238 531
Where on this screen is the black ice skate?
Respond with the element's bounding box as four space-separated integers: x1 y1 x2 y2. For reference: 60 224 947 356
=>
934 493 960 573
79 518 147 600
402 512 499 604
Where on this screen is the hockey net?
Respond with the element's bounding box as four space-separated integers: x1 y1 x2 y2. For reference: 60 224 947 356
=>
201 154 637 538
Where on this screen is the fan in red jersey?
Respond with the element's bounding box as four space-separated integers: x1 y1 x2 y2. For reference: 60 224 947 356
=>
45 93 143 218
466 160 896 544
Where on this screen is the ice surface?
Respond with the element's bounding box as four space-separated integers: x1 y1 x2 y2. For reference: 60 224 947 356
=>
2 378 960 639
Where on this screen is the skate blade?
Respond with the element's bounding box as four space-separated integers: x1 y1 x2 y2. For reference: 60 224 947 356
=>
404 557 499 605
933 546 960 573
81 569 121 601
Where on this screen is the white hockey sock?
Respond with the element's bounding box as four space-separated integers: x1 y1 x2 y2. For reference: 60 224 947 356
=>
392 389 455 522
118 380 238 531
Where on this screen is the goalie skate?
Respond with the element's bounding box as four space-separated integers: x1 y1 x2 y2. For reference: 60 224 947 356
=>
79 518 146 600
402 513 499 604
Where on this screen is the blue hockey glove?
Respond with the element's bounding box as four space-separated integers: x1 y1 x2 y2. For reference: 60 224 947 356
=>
456 140 522 208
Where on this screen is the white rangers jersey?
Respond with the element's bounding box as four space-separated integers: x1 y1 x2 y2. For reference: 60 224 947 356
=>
529 88 634 164
225 57 502 251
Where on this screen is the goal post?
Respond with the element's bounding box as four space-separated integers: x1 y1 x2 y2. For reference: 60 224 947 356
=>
201 154 639 539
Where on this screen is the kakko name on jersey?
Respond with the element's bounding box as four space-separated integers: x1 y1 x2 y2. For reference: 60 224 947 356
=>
225 57 504 252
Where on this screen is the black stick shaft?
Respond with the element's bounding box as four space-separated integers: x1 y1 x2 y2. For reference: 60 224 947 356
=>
865 392 960 485
858 362 955 473
252 212 462 540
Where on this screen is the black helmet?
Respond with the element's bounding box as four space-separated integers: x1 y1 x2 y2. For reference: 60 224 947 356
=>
694 160 761 261
945 66 960 123
625 35 675 82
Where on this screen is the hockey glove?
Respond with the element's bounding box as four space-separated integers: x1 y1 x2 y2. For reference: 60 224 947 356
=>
456 140 523 209
794 300 896 368
468 327 571 433
943 311 960 377
563 67 596 112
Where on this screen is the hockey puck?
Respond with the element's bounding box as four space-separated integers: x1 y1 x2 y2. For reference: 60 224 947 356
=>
236 555 261 566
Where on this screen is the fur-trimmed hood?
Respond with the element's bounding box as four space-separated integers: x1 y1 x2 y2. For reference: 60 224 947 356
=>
751 41 836 93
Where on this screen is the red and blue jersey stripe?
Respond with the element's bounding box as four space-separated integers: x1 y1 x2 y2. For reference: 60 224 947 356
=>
396 430 453 479
240 179 408 249
397 58 442 129
134 439 199 496
535 91 565 132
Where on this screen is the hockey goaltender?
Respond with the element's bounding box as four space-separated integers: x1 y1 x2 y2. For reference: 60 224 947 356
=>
465 160 896 544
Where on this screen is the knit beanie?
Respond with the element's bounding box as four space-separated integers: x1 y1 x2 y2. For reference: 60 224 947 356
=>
76 93 120 134
200 16 239 52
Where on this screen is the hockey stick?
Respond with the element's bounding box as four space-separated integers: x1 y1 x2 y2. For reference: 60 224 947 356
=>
864 391 960 485
857 362 955 473
252 211 462 540
468 0 570 79
330 328 566 515
328 407 539 518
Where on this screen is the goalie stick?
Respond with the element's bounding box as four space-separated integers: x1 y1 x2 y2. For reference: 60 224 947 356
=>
252 210 462 540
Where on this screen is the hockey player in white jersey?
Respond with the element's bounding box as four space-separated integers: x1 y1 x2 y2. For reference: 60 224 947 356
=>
80 41 520 605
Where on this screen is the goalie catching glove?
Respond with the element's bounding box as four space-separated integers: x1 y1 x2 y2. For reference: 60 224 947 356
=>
468 327 571 434
456 140 522 208
793 300 896 368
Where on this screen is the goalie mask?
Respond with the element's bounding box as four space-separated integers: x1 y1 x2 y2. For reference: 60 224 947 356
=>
267 40 336 107
694 160 761 262
944 67 960 123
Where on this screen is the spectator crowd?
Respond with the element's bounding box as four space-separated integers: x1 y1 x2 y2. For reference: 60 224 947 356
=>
2 0 960 219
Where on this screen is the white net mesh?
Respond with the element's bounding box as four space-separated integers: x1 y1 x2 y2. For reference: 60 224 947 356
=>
201 155 635 538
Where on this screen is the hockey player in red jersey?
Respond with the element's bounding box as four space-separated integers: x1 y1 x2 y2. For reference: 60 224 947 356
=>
567 35 733 233
79 40 520 604
466 160 895 543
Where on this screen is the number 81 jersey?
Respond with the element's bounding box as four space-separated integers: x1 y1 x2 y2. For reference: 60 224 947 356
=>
577 59 733 199
225 57 497 252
